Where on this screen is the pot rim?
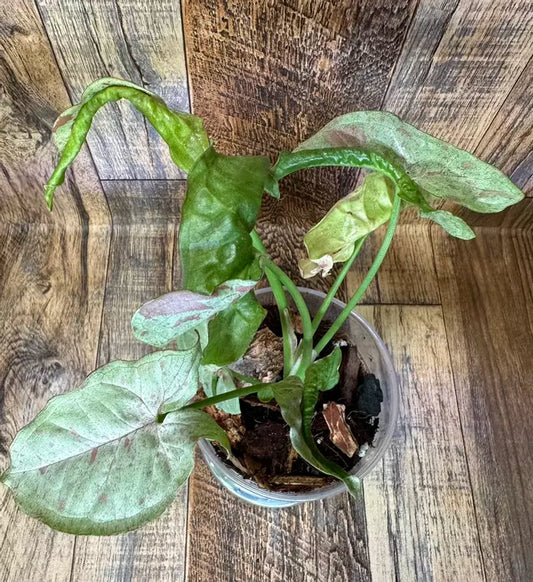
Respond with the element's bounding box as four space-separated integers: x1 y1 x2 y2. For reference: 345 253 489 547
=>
198 286 399 504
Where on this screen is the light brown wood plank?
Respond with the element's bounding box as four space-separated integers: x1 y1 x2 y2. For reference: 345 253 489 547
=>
384 0 533 151
475 56 533 196
0 2 109 226
347 221 440 305
0 2 110 580
433 229 533 582
187 460 371 582
183 0 418 292
71 180 189 582
37 0 190 179
357 305 485 581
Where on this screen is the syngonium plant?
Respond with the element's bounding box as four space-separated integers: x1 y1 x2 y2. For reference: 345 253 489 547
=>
1 78 524 535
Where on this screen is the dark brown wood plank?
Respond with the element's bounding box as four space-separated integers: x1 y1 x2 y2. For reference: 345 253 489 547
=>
70 180 189 582
357 305 485 581
433 228 533 582
37 0 190 179
384 0 533 151
0 2 110 580
475 56 533 196
187 460 370 582
183 0 418 290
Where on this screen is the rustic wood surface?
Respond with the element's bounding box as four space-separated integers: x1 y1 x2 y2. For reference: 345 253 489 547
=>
1 1 532 581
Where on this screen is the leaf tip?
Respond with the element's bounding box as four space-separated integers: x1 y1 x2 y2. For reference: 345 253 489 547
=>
44 186 54 211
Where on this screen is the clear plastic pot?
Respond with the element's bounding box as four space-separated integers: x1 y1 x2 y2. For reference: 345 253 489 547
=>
198 287 399 507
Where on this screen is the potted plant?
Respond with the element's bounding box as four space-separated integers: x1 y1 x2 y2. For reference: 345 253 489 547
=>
0 78 523 534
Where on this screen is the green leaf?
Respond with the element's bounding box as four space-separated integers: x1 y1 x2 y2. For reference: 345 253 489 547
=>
296 111 523 213
179 147 270 295
272 375 360 497
305 347 342 392
45 77 209 209
200 367 241 415
300 172 395 278
201 292 266 366
131 279 257 348
419 209 475 240
1 350 229 535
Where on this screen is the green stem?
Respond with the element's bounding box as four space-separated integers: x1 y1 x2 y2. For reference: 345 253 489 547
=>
274 148 424 209
251 230 294 375
311 235 367 332
314 194 402 356
160 382 272 419
261 258 314 377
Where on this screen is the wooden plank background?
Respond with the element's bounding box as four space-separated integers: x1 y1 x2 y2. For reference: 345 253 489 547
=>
1 1 532 581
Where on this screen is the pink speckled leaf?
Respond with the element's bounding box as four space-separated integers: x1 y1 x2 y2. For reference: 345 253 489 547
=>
1 349 228 535
132 279 257 348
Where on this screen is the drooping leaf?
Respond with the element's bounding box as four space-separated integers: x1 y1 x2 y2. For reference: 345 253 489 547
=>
271 375 360 497
419 209 475 240
300 173 395 278
1 350 229 535
179 147 269 295
201 292 266 366
131 279 257 348
295 111 523 213
45 77 209 209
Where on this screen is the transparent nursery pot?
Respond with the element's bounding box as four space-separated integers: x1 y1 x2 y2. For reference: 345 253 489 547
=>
198 287 399 507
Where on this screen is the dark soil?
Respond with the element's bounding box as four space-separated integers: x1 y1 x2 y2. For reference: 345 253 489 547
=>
209 305 383 492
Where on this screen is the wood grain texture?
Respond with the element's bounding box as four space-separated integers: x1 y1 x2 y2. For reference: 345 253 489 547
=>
37 0 190 180
70 180 189 582
433 228 533 582
358 305 485 581
183 0 418 289
384 0 533 149
381 0 533 220
475 56 533 196
347 221 440 305
187 460 370 582
0 2 110 580
0 1 109 226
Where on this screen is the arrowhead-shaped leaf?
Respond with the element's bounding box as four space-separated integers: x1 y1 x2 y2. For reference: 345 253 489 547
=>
45 77 209 209
132 279 257 348
1 350 229 535
271 374 360 497
179 147 269 295
296 111 523 213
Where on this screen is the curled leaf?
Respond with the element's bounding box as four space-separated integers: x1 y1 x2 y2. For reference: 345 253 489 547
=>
297 111 523 213
131 279 257 348
1 350 229 535
46 77 209 209
300 172 395 278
